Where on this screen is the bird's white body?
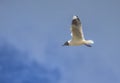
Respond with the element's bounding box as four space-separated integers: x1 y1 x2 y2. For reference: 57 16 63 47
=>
63 16 94 47
68 39 94 46
68 39 84 46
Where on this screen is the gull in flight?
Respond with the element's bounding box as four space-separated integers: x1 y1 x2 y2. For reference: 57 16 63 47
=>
63 16 94 47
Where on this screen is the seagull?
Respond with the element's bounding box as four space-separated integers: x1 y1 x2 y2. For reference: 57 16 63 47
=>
63 16 94 47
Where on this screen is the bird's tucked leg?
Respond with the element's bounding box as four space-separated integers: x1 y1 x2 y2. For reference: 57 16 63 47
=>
84 44 92 47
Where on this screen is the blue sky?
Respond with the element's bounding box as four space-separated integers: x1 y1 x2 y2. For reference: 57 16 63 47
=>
0 0 120 83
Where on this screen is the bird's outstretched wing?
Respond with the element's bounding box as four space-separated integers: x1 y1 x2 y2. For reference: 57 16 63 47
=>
71 16 85 40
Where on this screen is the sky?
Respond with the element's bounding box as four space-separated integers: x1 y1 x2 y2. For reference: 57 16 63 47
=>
0 0 120 83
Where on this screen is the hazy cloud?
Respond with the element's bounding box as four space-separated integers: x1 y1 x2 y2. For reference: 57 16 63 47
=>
0 40 61 83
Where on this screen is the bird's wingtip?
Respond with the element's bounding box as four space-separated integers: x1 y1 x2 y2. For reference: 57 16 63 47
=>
73 16 77 19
